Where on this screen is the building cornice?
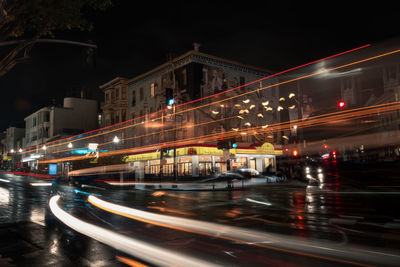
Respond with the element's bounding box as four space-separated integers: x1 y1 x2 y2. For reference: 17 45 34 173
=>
99 77 128 91
127 50 273 86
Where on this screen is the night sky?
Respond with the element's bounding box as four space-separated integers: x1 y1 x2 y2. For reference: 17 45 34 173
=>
1 0 399 130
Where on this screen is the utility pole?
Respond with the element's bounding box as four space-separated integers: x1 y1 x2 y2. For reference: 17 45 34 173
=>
169 53 178 181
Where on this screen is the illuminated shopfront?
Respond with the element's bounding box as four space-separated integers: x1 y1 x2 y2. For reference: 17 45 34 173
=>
122 143 282 178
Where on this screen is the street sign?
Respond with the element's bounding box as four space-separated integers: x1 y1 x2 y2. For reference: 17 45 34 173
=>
49 164 57 175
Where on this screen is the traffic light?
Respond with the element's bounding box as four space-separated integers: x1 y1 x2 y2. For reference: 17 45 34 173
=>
166 88 174 105
323 144 328 149
230 138 237 148
160 148 172 157
337 100 345 109
292 149 298 157
217 139 226 150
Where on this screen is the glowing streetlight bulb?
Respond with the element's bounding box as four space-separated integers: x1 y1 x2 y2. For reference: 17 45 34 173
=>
113 136 120 143
42 145 47 150
19 148 22 153
10 149 14 153
68 143 73 148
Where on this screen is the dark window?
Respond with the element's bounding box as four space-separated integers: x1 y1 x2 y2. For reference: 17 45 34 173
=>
116 110 120 123
122 88 126 100
140 87 144 100
222 74 228 90
105 92 110 103
132 90 136 106
240 76 245 90
116 88 119 100
122 110 126 121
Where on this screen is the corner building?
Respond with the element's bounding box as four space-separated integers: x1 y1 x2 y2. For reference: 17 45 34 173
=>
101 47 283 178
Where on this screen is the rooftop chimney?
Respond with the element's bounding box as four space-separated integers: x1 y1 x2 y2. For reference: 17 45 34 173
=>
193 42 201 52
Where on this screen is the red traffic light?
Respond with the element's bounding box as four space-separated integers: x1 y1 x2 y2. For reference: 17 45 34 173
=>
332 151 336 155
284 148 289 152
338 101 345 108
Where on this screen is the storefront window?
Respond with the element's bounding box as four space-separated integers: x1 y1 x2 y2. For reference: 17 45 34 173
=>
234 157 248 169
199 156 212 162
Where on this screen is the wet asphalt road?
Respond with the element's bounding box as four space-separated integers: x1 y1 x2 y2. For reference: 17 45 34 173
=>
1 168 400 267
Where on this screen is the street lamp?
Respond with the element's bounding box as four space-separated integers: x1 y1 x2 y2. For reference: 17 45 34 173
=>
42 145 47 150
113 136 120 143
18 148 22 153
68 142 73 148
10 149 14 153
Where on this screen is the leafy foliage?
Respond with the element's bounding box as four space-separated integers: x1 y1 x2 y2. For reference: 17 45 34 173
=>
0 0 112 40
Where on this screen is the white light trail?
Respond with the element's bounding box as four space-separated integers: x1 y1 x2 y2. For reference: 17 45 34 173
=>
87 196 400 266
0 178 10 183
49 195 218 267
246 198 272 206
30 182 52 186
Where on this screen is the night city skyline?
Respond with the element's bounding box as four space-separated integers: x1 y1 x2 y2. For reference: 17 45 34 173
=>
1 1 400 129
1 2 400 266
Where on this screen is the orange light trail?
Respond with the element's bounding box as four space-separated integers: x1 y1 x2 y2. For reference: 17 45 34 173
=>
115 256 148 267
21 44 371 154
146 206 195 216
88 196 373 267
38 101 400 164
50 114 243 154
152 191 201 200
173 48 400 117
22 45 377 154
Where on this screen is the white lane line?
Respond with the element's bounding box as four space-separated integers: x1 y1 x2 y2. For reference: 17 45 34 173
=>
49 195 219 267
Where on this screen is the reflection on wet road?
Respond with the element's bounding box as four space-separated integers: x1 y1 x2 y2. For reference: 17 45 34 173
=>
1 170 400 266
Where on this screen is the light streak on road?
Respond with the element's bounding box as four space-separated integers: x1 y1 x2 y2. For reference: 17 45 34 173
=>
88 195 400 267
147 206 195 216
115 255 148 267
0 178 10 183
152 191 201 200
23 44 372 154
48 195 220 267
30 182 53 186
246 198 272 206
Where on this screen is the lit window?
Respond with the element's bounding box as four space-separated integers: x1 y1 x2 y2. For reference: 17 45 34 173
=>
151 83 155 97
181 69 187 86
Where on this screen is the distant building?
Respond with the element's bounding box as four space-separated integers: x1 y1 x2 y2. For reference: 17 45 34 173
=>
0 127 24 170
5 127 25 152
22 97 98 165
99 77 129 127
